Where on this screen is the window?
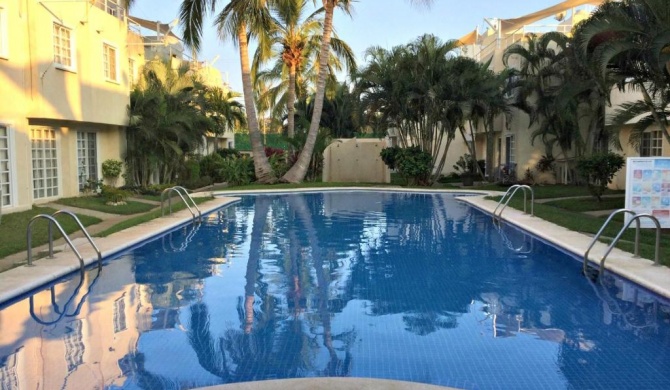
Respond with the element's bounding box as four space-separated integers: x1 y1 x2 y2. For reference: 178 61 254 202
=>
113 295 127 333
31 127 59 199
128 58 135 87
0 6 8 59
77 132 97 191
0 126 10 207
640 130 663 157
103 43 118 81
53 23 74 70
505 135 516 164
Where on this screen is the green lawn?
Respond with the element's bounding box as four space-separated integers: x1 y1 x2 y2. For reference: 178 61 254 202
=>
489 196 669 266
0 207 102 259
476 183 624 199
56 196 156 215
542 196 625 212
96 197 214 237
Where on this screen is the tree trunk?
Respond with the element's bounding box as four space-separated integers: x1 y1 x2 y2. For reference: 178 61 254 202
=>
287 63 297 138
238 24 275 184
282 0 336 183
485 118 495 182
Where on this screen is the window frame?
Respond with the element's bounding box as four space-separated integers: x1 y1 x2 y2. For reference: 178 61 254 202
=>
103 41 119 83
640 130 663 157
0 123 15 208
52 22 76 72
30 127 60 201
76 131 98 192
0 5 8 60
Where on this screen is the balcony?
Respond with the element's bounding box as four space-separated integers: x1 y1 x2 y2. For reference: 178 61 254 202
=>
91 0 125 21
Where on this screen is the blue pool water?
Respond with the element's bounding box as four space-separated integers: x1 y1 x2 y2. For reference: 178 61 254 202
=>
1 191 670 389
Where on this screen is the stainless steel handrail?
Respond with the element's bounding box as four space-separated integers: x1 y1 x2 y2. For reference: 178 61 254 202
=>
496 223 533 254
52 210 102 268
26 215 85 268
160 186 201 221
598 213 661 276
583 209 639 275
172 185 202 220
492 184 534 221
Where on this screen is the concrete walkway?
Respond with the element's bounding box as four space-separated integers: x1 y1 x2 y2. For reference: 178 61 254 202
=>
0 198 165 273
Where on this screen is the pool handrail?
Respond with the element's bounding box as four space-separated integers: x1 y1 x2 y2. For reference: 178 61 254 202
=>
495 222 533 254
583 209 639 275
26 214 85 269
52 210 102 269
493 184 534 222
597 213 661 276
161 186 201 221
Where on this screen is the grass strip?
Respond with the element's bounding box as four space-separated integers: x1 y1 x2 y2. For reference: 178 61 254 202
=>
476 184 624 199
0 207 102 259
488 196 670 266
213 181 402 192
96 197 213 237
542 196 625 212
56 196 157 215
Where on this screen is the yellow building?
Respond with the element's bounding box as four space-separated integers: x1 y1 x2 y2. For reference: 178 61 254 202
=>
450 0 667 188
0 0 141 214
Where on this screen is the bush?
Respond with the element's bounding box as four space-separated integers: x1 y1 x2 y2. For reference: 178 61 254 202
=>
216 148 241 160
200 153 226 182
536 155 555 173
453 154 476 176
396 147 432 186
101 185 131 204
184 158 201 181
102 159 123 187
182 176 213 190
380 146 402 170
576 152 625 202
219 156 255 186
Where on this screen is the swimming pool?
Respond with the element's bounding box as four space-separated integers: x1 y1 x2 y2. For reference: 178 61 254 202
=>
1 191 669 389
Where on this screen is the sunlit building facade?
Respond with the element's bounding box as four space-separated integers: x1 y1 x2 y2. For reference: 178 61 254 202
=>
0 0 141 214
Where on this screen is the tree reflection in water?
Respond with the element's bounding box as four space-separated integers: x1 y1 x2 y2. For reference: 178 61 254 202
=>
116 192 670 389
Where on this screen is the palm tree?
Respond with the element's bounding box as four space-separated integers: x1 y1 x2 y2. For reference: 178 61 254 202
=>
252 0 356 138
201 87 247 135
127 60 213 186
180 0 277 183
504 32 584 181
281 0 434 183
575 0 670 145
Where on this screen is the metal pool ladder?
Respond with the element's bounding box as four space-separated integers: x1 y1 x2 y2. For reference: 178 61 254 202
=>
583 208 661 278
492 184 534 222
161 186 202 222
26 210 102 269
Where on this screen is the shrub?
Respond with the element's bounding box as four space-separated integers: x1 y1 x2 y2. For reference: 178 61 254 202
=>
219 156 255 186
216 148 241 160
101 185 131 204
200 153 226 182
184 158 201 181
380 146 402 170
102 159 123 187
396 147 432 186
576 152 625 202
453 154 476 176
536 155 555 173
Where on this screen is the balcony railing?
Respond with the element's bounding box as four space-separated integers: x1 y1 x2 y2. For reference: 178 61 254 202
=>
91 0 125 21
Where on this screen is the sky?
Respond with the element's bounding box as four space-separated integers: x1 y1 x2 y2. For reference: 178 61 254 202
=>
127 0 577 92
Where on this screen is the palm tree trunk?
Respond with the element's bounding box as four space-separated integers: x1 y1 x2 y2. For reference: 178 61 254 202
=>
287 63 297 138
238 24 276 184
282 0 336 183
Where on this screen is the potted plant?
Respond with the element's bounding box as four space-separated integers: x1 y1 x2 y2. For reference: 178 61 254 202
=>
453 154 476 186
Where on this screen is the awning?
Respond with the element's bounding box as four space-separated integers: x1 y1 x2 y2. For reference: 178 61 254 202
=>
128 15 180 39
499 0 604 34
457 29 478 46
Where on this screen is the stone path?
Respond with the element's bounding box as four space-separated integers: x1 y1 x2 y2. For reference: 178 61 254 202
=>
0 198 164 273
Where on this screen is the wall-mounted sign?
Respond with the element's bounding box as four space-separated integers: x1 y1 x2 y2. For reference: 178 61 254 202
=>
625 157 670 228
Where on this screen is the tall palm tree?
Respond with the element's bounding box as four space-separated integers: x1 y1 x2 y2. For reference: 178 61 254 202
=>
252 0 356 138
180 0 277 183
576 0 670 145
281 0 434 183
504 32 584 180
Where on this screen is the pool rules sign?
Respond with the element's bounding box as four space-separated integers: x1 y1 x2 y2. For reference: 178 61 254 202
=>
625 157 670 228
